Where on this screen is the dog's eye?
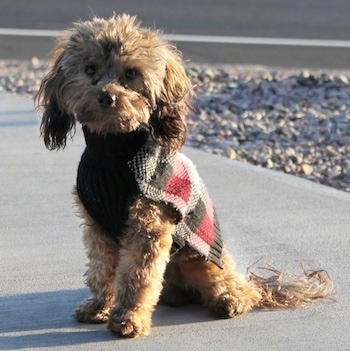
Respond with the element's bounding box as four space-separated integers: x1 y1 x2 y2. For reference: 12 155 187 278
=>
85 65 96 76
125 68 137 80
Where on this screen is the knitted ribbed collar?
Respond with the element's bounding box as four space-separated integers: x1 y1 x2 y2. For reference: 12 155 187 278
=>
82 125 150 163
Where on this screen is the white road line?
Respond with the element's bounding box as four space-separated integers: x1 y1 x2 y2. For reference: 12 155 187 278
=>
1 27 350 48
164 34 350 48
0 28 60 37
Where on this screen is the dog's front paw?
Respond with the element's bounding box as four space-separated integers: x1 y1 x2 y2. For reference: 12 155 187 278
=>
107 308 151 338
73 298 110 324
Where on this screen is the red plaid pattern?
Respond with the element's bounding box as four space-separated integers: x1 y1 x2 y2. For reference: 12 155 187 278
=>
128 142 223 268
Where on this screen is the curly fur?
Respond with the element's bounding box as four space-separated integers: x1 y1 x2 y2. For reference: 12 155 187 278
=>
36 14 190 153
36 14 332 338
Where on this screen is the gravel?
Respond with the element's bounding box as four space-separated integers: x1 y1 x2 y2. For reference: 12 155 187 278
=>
1 58 349 192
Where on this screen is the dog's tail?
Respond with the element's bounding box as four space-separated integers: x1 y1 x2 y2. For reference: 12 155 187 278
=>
247 264 333 309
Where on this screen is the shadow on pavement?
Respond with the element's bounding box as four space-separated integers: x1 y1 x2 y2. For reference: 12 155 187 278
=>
0 288 217 349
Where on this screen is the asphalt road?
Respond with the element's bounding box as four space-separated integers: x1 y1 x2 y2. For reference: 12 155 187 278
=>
1 0 350 68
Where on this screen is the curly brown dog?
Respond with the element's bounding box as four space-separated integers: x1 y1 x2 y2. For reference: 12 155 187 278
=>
36 14 332 338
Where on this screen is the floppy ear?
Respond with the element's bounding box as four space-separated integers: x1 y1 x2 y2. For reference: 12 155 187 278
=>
35 43 75 150
151 46 193 153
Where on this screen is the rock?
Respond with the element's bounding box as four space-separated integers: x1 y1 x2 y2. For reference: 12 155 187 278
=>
301 164 314 176
31 56 41 69
226 148 237 159
336 75 349 85
263 159 274 168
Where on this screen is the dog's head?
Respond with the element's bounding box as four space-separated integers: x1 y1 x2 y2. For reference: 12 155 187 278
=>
36 14 192 153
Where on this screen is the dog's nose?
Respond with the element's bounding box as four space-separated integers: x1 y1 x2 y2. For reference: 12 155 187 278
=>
97 91 116 107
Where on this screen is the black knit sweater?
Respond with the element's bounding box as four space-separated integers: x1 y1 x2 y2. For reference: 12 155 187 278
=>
76 126 148 237
76 126 223 267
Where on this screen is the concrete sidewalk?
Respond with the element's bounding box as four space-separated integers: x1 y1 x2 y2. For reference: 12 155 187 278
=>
1 91 349 351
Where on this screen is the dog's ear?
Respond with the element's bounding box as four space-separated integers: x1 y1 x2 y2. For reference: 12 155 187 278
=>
151 46 193 154
35 43 75 150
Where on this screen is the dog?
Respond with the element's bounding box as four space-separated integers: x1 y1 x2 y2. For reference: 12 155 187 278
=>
36 14 332 338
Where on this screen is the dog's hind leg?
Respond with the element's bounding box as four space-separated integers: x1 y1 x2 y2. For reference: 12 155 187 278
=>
180 248 262 318
108 198 174 338
160 249 204 307
73 218 119 324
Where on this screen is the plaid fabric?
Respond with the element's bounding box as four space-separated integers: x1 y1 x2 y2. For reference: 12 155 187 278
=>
128 141 223 268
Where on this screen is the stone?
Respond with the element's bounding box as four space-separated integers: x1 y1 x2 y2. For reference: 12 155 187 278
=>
301 164 314 176
227 148 237 160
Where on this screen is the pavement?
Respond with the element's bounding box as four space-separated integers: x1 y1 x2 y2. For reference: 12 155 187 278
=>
1 91 349 351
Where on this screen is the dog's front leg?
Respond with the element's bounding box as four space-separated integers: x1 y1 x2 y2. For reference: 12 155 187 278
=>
73 195 119 324
108 198 174 338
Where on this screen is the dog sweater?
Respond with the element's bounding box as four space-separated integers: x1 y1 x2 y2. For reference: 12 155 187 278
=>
77 127 223 268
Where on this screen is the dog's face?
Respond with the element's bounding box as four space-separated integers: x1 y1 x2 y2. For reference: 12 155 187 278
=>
36 14 192 152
